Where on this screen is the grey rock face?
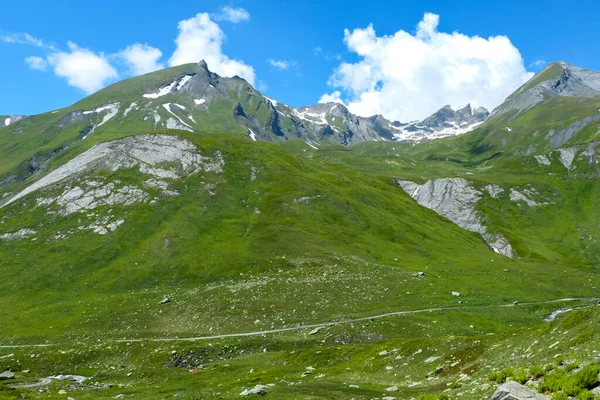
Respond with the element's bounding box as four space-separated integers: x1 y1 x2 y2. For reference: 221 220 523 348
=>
557 147 579 169
545 113 600 148
490 381 545 400
492 62 600 118
1 115 25 128
117 61 488 145
397 178 514 257
2 134 224 208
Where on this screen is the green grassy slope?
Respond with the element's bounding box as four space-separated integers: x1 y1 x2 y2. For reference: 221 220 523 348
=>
2 66 600 398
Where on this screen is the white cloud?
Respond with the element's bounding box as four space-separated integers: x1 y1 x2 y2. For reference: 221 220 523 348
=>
25 56 48 71
213 6 250 23
0 32 56 49
257 80 268 92
318 91 343 104
268 59 290 70
41 42 118 93
321 13 534 122
118 43 164 75
168 13 255 85
528 59 546 69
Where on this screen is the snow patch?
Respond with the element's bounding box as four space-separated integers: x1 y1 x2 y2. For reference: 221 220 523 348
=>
96 103 119 128
176 75 193 91
143 75 194 99
264 96 278 107
143 81 177 99
162 103 193 131
4 118 10 127
305 141 318 150
194 99 206 105
123 102 138 117
248 129 257 142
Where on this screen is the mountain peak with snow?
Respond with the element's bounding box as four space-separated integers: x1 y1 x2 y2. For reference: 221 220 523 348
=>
390 103 489 141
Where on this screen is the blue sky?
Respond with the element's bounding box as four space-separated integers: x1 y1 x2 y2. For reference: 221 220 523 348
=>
2 0 599 121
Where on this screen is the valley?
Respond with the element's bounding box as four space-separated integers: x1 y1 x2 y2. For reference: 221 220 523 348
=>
1 61 600 399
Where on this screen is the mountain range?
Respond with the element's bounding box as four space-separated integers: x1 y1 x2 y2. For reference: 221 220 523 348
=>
0 60 489 148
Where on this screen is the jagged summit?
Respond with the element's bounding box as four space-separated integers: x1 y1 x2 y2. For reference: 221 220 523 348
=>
391 103 489 140
492 61 600 118
1 60 489 148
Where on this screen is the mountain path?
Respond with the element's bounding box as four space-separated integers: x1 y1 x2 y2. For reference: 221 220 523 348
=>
1 298 596 348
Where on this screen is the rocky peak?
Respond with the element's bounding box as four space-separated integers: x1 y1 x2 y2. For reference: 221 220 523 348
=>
492 61 600 118
420 103 489 130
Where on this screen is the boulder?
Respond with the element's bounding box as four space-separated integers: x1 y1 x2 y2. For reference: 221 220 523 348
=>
0 371 14 380
240 384 267 396
490 381 545 400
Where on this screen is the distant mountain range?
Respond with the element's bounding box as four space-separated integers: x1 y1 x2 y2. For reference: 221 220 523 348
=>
0 60 489 146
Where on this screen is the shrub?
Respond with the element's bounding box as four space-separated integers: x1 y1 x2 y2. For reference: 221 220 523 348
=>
572 365 600 390
552 392 568 400
515 368 529 384
539 364 600 397
530 365 545 379
538 369 567 393
577 390 595 400
555 356 565 366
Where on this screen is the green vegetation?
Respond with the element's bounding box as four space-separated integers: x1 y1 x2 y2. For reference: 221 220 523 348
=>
1 62 600 399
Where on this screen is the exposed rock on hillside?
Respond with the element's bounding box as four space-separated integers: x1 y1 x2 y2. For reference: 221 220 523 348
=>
397 178 514 257
489 381 545 400
1 134 223 209
1 115 25 128
492 61 600 118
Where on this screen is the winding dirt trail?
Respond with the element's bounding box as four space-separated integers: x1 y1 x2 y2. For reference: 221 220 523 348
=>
1 297 596 349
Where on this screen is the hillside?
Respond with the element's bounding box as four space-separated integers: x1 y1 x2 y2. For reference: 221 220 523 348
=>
1 61 600 399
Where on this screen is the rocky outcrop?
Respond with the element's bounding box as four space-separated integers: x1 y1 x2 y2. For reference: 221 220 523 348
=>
545 113 600 148
1 134 224 208
397 178 514 257
492 61 600 118
490 381 545 400
2 115 25 128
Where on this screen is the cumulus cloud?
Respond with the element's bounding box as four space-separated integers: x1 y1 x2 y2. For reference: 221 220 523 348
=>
213 6 250 23
268 59 290 70
321 13 534 121
318 90 343 104
25 56 48 71
118 43 164 75
168 13 255 85
35 42 118 93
